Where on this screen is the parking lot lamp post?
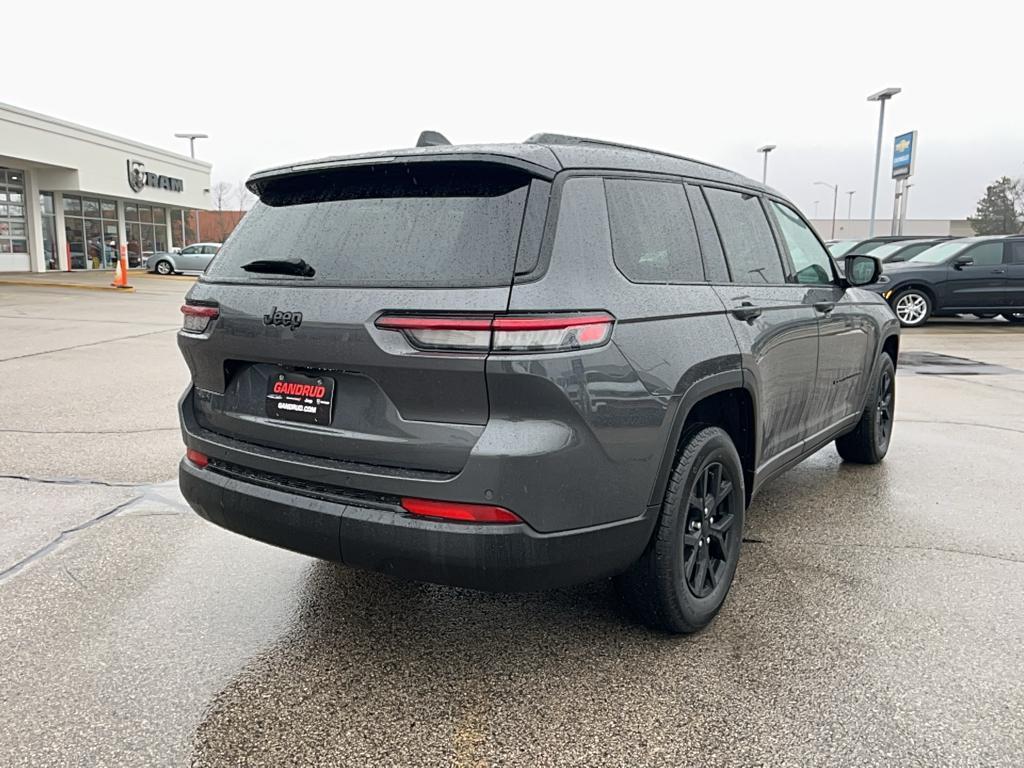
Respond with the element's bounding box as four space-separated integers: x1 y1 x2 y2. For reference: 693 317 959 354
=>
846 190 856 223
757 145 776 184
866 88 901 236
815 181 839 239
174 133 208 245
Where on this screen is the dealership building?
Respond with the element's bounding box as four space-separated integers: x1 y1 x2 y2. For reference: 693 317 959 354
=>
0 102 211 273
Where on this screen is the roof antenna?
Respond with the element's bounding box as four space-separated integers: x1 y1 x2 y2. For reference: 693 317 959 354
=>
416 130 451 147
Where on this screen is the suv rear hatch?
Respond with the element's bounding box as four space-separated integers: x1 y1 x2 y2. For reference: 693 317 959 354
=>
179 159 550 475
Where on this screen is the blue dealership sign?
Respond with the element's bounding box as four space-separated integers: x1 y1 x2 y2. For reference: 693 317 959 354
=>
892 131 917 178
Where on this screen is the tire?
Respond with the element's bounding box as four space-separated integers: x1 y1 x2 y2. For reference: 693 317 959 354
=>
616 426 745 634
891 289 931 327
155 260 173 275
835 352 895 464
1003 312 1024 324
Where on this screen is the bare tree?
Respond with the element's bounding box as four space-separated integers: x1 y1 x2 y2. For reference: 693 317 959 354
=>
235 182 255 212
211 181 234 212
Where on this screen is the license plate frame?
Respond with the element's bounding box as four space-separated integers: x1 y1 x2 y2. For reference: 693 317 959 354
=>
265 371 335 425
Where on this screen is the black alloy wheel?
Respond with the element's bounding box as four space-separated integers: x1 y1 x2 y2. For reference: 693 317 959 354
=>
682 461 737 599
876 366 895 451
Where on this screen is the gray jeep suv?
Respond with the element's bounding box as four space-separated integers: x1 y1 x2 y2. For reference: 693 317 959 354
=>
177 133 899 633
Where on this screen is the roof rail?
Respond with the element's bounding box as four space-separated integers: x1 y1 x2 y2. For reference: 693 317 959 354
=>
416 130 451 147
524 133 732 175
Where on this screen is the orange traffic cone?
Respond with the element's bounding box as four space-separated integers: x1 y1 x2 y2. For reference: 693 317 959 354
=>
111 245 131 289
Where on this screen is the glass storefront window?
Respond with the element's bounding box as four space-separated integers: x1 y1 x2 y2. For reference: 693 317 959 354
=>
0 166 28 255
63 193 121 269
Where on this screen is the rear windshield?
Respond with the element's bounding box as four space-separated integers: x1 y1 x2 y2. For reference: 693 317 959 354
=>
204 162 531 287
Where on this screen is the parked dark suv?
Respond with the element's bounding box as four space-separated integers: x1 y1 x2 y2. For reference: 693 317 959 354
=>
868 236 1024 327
177 133 899 633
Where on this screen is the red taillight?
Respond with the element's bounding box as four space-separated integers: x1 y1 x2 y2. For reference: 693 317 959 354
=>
185 448 209 468
400 497 522 524
181 304 219 334
375 312 614 353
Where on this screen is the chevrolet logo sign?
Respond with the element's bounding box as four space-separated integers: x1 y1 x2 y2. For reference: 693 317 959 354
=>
895 138 911 152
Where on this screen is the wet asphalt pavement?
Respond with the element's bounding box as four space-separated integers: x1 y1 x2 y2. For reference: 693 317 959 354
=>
1 280 1023 767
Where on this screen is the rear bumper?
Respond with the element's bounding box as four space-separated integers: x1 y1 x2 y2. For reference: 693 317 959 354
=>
180 458 656 591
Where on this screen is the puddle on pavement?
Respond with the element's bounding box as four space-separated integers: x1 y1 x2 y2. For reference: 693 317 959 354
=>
898 351 1019 376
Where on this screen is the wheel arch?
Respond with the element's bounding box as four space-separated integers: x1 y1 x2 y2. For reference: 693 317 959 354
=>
890 282 936 305
649 374 757 509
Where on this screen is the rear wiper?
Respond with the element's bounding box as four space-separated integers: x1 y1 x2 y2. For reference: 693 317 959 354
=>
241 258 315 277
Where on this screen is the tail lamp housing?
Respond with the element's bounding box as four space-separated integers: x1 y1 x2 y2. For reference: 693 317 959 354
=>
375 312 614 353
181 304 219 334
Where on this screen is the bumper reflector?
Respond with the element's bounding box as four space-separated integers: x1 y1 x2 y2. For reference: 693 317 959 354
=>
185 449 209 468
401 497 521 524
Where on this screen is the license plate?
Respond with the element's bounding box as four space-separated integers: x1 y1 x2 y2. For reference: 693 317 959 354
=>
265 371 335 425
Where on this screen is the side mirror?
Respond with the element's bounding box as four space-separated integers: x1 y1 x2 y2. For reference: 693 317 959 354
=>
844 254 881 287
953 257 974 270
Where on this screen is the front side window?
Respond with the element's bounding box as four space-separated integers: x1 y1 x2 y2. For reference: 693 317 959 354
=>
703 188 785 284
767 200 834 284
604 178 703 283
963 242 1004 267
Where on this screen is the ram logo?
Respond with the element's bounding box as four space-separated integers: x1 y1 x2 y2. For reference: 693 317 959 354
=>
127 160 147 193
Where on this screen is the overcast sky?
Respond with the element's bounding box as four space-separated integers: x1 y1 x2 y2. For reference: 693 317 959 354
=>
7 1 1024 220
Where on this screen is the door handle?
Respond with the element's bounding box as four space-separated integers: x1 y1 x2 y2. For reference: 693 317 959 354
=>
813 301 836 314
731 301 763 322
991 268 1007 274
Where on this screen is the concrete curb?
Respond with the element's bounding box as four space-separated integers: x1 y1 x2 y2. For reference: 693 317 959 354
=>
0 279 136 293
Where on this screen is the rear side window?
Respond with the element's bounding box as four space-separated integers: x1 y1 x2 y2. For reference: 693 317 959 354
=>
703 188 785 284
604 178 703 283
1011 242 1024 265
205 162 530 287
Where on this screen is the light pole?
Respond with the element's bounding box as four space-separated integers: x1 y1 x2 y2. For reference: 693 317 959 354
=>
846 190 856 222
813 200 821 218
898 182 914 234
174 132 208 244
757 145 776 184
174 132 208 159
866 88 901 236
815 181 839 239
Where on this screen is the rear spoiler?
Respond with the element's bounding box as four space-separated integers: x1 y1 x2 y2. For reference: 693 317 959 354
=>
246 152 558 198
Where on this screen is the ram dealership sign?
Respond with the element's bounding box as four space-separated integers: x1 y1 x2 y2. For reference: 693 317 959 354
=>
127 160 184 193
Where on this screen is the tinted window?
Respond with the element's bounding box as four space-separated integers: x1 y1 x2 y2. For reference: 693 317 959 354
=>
686 184 729 282
604 179 703 283
205 163 530 287
963 242 1004 267
1010 242 1024 265
767 200 833 284
703 188 785 284
892 242 934 261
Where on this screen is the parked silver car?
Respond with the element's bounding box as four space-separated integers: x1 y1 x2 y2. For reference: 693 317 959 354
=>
146 243 222 275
